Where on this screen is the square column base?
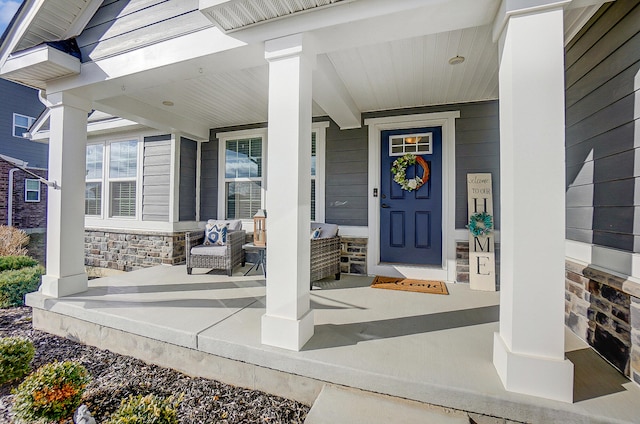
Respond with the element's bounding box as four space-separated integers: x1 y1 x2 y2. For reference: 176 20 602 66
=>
40 273 88 298
262 310 314 351
493 332 574 403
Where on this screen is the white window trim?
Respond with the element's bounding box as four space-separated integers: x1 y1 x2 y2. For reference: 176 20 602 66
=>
84 136 143 223
13 113 35 138
24 178 40 202
216 122 329 229
217 128 269 227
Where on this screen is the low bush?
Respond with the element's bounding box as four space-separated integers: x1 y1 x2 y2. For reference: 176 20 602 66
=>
0 265 44 307
105 393 183 424
0 336 35 384
0 226 29 256
12 361 91 423
0 256 39 272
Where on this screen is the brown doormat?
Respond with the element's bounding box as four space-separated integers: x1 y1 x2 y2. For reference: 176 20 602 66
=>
371 276 449 295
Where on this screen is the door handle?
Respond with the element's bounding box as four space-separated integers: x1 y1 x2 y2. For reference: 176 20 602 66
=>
381 204 390 208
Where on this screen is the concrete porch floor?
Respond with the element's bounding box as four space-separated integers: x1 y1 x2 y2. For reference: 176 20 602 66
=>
25 265 640 423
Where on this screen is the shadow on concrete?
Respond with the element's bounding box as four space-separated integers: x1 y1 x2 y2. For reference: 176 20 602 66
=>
567 347 628 402
304 305 499 350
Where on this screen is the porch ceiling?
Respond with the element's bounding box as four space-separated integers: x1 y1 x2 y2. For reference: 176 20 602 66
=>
96 24 499 133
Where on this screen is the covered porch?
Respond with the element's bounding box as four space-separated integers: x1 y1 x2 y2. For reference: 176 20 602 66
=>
25 265 640 423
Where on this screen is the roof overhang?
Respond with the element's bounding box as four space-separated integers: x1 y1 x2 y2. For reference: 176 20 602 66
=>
1 44 80 89
199 0 350 33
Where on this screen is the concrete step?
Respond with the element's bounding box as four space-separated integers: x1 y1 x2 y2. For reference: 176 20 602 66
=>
304 385 470 424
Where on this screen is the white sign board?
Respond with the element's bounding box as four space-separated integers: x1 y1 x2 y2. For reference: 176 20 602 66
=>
467 173 496 291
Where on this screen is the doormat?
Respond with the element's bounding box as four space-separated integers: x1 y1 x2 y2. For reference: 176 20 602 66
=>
371 276 449 295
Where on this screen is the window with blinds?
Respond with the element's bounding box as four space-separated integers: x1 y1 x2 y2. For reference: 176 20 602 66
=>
85 144 104 216
109 140 137 217
225 137 263 219
111 181 136 217
311 132 316 220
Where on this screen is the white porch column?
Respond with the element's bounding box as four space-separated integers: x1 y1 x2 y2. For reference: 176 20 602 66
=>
492 2 574 402
41 92 91 298
261 34 314 351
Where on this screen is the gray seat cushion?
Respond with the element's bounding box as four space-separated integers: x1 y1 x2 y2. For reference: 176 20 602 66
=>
190 245 227 256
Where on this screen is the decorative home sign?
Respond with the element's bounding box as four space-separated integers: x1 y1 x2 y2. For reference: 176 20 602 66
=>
466 173 496 291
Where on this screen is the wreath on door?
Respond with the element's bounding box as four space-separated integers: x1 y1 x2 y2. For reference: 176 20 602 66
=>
391 154 430 191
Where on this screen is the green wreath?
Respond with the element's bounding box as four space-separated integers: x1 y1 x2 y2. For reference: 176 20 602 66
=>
468 211 493 237
391 154 429 191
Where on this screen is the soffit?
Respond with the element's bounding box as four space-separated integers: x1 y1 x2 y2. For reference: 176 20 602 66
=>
200 0 348 32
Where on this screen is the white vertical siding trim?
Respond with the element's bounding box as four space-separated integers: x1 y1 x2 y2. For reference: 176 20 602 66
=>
169 133 180 223
364 111 460 282
313 121 329 223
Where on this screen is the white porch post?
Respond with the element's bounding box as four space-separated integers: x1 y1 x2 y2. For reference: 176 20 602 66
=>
261 34 314 351
40 92 91 298
492 2 574 402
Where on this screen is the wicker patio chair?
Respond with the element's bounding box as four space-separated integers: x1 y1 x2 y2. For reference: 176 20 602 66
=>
186 223 246 276
310 222 341 288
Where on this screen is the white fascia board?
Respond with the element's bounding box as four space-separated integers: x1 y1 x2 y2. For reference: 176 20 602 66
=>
0 0 46 68
45 27 253 99
312 54 361 129
1 44 80 78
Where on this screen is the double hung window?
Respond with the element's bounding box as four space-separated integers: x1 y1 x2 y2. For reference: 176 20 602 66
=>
85 139 139 218
13 114 35 138
24 179 40 202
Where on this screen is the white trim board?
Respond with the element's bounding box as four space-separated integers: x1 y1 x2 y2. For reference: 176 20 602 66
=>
566 239 640 281
365 111 460 282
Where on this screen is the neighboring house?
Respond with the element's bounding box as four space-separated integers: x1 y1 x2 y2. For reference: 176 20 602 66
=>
0 79 47 234
0 0 638 405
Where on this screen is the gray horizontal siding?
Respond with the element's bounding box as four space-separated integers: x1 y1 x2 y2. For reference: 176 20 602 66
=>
77 0 210 61
565 0 640 252
179 137 197 221
325 124 368 227
142 135 171 221
0 80 47 168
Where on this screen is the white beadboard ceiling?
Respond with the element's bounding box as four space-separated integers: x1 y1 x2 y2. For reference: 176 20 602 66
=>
124 24 498 129
100 4 597 133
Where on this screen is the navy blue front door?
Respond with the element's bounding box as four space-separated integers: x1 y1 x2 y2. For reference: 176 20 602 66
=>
380 127 442 265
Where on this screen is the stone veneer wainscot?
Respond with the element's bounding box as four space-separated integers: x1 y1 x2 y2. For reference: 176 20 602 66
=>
84 228 186 271
340 237 367 275
565 259 640 386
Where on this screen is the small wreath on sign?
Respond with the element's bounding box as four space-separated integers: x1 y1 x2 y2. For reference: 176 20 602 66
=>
467 211 493 237
391 154 430 191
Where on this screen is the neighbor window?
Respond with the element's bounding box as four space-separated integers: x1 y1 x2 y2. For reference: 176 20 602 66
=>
24 179 40 202
85 139 139 218
224 137 263 219
13 114 35 138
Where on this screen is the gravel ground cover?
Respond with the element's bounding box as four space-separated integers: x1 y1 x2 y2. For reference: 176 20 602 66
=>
0 306 310 423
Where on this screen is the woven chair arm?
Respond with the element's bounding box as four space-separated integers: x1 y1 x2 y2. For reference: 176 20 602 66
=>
186 230 204 250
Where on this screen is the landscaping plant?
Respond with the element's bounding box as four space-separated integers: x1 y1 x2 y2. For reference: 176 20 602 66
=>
12 360 91 423
0 255 39 272
0 336 35 384
105 393 183 424
0 265 44 307
0 226 30 257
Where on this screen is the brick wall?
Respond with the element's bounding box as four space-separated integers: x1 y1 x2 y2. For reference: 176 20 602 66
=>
0 161 47 229
565 260 637 378
84 229 186 272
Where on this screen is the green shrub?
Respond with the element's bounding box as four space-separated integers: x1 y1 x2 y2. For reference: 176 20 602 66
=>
0 336 35 384
12 361 91 423
106 393 183 424
0 256 39 272
0 265 44 307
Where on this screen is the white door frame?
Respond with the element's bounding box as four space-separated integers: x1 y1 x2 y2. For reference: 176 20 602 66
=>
365 111 459 281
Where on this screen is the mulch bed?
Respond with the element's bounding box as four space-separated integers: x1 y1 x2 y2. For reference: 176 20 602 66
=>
0 306 309 423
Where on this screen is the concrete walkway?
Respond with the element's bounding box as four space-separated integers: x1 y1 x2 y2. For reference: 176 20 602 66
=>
26 265 640 423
